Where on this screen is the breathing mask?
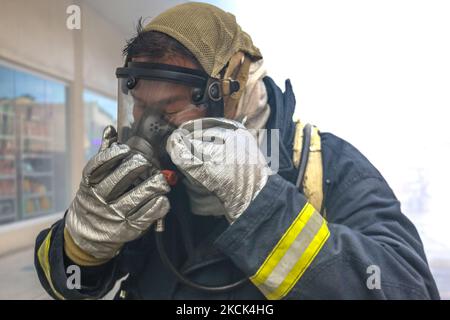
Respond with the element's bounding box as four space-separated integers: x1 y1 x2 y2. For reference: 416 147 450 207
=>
116 62 241 162
114 61 247 292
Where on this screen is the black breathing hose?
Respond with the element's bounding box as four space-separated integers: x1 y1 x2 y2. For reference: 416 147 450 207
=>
154 219 248 293
126 106 247 293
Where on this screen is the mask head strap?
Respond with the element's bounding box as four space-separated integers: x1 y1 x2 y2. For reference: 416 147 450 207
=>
116 62 241 118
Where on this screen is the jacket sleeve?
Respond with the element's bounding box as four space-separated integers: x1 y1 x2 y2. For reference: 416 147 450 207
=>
214 172 440 300
34 216 123 299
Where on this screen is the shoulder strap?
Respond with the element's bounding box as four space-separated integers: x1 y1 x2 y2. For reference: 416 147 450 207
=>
295 124 312 190
293 120 324 213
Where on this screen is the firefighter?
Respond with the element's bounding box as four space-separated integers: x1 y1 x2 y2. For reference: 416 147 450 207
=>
35 2 439 299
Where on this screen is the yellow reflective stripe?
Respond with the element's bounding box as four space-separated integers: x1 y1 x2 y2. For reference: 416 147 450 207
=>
262 208 324 295
267 220 329 300
250 203 315 286
37 229 65 300
250 203 330 300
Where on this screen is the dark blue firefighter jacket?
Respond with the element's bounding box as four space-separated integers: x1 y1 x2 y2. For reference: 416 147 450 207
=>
34 77 440 300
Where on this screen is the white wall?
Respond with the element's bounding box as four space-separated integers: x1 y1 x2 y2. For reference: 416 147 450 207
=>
0 0 125 96
83 3 126 97
206 0 450 223
0 0 75 81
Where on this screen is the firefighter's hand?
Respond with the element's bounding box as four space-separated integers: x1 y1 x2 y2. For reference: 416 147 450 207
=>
166 118 270 223
65 126 170 262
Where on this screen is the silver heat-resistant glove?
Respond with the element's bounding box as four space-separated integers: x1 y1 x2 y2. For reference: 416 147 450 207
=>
166 118 270 223
65 126 170 260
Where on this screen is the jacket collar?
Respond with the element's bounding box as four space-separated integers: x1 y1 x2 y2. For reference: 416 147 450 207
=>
263 76 297 184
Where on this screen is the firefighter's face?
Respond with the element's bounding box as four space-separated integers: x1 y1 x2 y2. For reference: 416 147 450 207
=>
130 56 207 127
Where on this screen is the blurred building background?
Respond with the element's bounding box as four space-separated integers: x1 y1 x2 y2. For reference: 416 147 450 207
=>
0 0 449 299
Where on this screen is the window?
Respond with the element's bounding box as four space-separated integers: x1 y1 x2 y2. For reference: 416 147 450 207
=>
0 63 68 224
83 90 117 161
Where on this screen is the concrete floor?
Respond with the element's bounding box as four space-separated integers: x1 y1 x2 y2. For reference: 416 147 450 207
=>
0 245 448 300
0 248 50 300
0 246 121 300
